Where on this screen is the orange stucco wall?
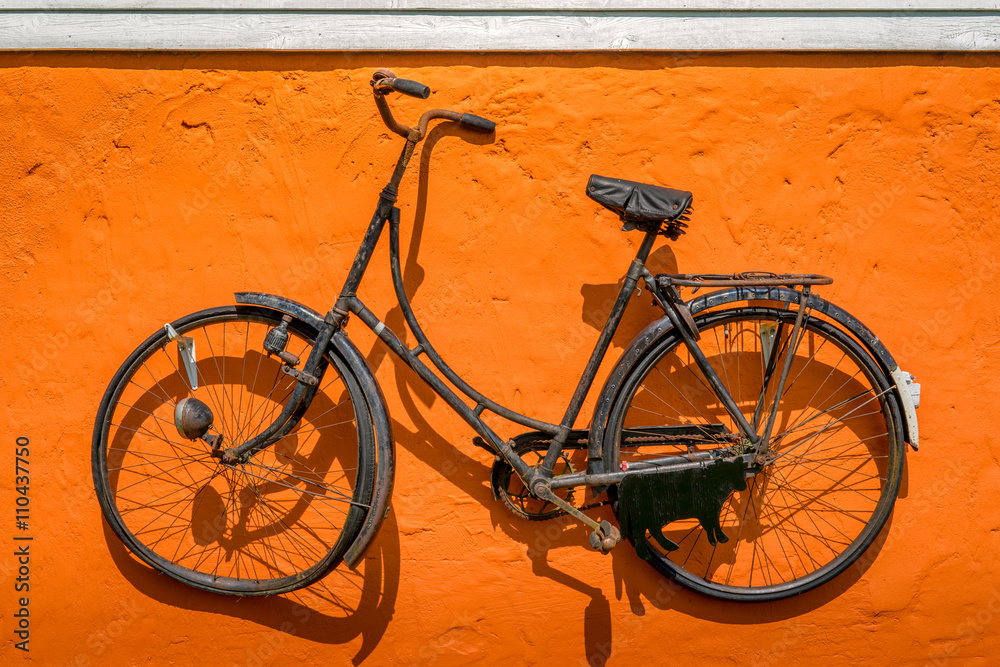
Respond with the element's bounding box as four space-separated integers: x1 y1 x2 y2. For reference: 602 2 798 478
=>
3 51 1000 665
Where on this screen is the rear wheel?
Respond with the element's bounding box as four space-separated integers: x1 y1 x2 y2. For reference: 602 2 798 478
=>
606 306 904 601
93 305 376 595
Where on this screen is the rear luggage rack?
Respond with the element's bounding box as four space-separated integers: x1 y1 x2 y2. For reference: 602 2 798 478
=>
658 272 833 289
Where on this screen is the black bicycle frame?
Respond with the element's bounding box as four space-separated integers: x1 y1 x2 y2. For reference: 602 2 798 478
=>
227 109 769 494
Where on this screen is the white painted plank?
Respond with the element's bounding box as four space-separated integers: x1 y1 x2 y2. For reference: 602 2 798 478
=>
2 11 999 50
2 1 999 10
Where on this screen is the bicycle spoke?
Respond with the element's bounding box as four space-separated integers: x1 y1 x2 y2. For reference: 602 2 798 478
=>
616 308 900 598
98 310 369 594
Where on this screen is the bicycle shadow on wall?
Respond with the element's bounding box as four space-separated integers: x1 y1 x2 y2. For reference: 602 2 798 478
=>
101 518 399 664
99 354 401 664
370 121 912 654
354 122 620 663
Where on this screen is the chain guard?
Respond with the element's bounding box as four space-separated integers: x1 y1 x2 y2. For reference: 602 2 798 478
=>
616 458 749 559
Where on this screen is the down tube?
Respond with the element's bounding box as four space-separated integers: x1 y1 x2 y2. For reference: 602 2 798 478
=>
347 298 509 452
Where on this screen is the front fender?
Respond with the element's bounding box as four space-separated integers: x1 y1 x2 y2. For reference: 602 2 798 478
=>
234 292 394 569
587 286 918 478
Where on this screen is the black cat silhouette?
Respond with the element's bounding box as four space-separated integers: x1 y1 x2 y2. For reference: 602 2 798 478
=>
617 459 748 559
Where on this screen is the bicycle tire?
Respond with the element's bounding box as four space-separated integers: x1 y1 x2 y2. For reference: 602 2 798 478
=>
92 305 376 596
605 306 904 601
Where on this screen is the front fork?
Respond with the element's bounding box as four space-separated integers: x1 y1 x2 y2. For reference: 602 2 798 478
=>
219 318 336 464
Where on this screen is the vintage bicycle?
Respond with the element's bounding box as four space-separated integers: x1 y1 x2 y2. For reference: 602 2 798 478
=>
92 70 921 603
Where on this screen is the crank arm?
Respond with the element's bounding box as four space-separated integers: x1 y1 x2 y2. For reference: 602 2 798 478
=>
534 484 621 553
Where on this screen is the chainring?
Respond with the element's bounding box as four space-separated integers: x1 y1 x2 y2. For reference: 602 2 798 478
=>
490 433 598 521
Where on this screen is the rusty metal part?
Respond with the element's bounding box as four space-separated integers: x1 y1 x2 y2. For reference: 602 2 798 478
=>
657 276 700 340
589 520 621 554
533 482 608 539
276 350 300 366
490 431 599 521
281 364 319 386
263 314 291 353
204 433 224 459
173 397 213 440
659 272 833 289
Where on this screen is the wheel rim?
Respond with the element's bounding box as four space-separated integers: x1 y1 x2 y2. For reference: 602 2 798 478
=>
95 308 370 594
609 307 902 600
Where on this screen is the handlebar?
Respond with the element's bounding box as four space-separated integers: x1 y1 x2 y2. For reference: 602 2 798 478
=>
459 112 496 134
373 75 430 100
370 69 495 139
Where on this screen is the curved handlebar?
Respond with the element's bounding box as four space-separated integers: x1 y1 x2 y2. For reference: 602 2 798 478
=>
382 77 431 99
371 68 430 99
371 69 495 139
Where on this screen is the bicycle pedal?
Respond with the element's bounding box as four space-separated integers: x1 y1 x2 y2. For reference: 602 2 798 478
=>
589 519 621 554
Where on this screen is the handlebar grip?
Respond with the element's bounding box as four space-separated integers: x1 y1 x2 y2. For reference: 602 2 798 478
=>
460 113 496 134
389 78 431 99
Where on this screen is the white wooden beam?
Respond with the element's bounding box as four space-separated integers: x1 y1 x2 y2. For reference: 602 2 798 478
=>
3 2 1000 10
1 4 999 50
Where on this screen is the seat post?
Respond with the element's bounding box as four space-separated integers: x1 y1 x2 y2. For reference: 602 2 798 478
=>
538 229 659 475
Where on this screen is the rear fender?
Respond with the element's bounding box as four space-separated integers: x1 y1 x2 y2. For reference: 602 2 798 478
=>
587 286 918 480
234 292 394 568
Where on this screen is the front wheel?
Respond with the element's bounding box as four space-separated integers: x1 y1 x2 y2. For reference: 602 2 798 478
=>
606 306 904 602
92 305 376 595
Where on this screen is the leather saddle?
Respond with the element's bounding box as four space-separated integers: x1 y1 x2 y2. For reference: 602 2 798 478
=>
586 175 693 236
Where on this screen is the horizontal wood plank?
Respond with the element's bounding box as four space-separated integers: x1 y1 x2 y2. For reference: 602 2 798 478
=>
3 1 999 10
2 6 1000 50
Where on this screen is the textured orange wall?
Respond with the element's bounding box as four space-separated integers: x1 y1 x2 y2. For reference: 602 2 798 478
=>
3 51 1000 665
